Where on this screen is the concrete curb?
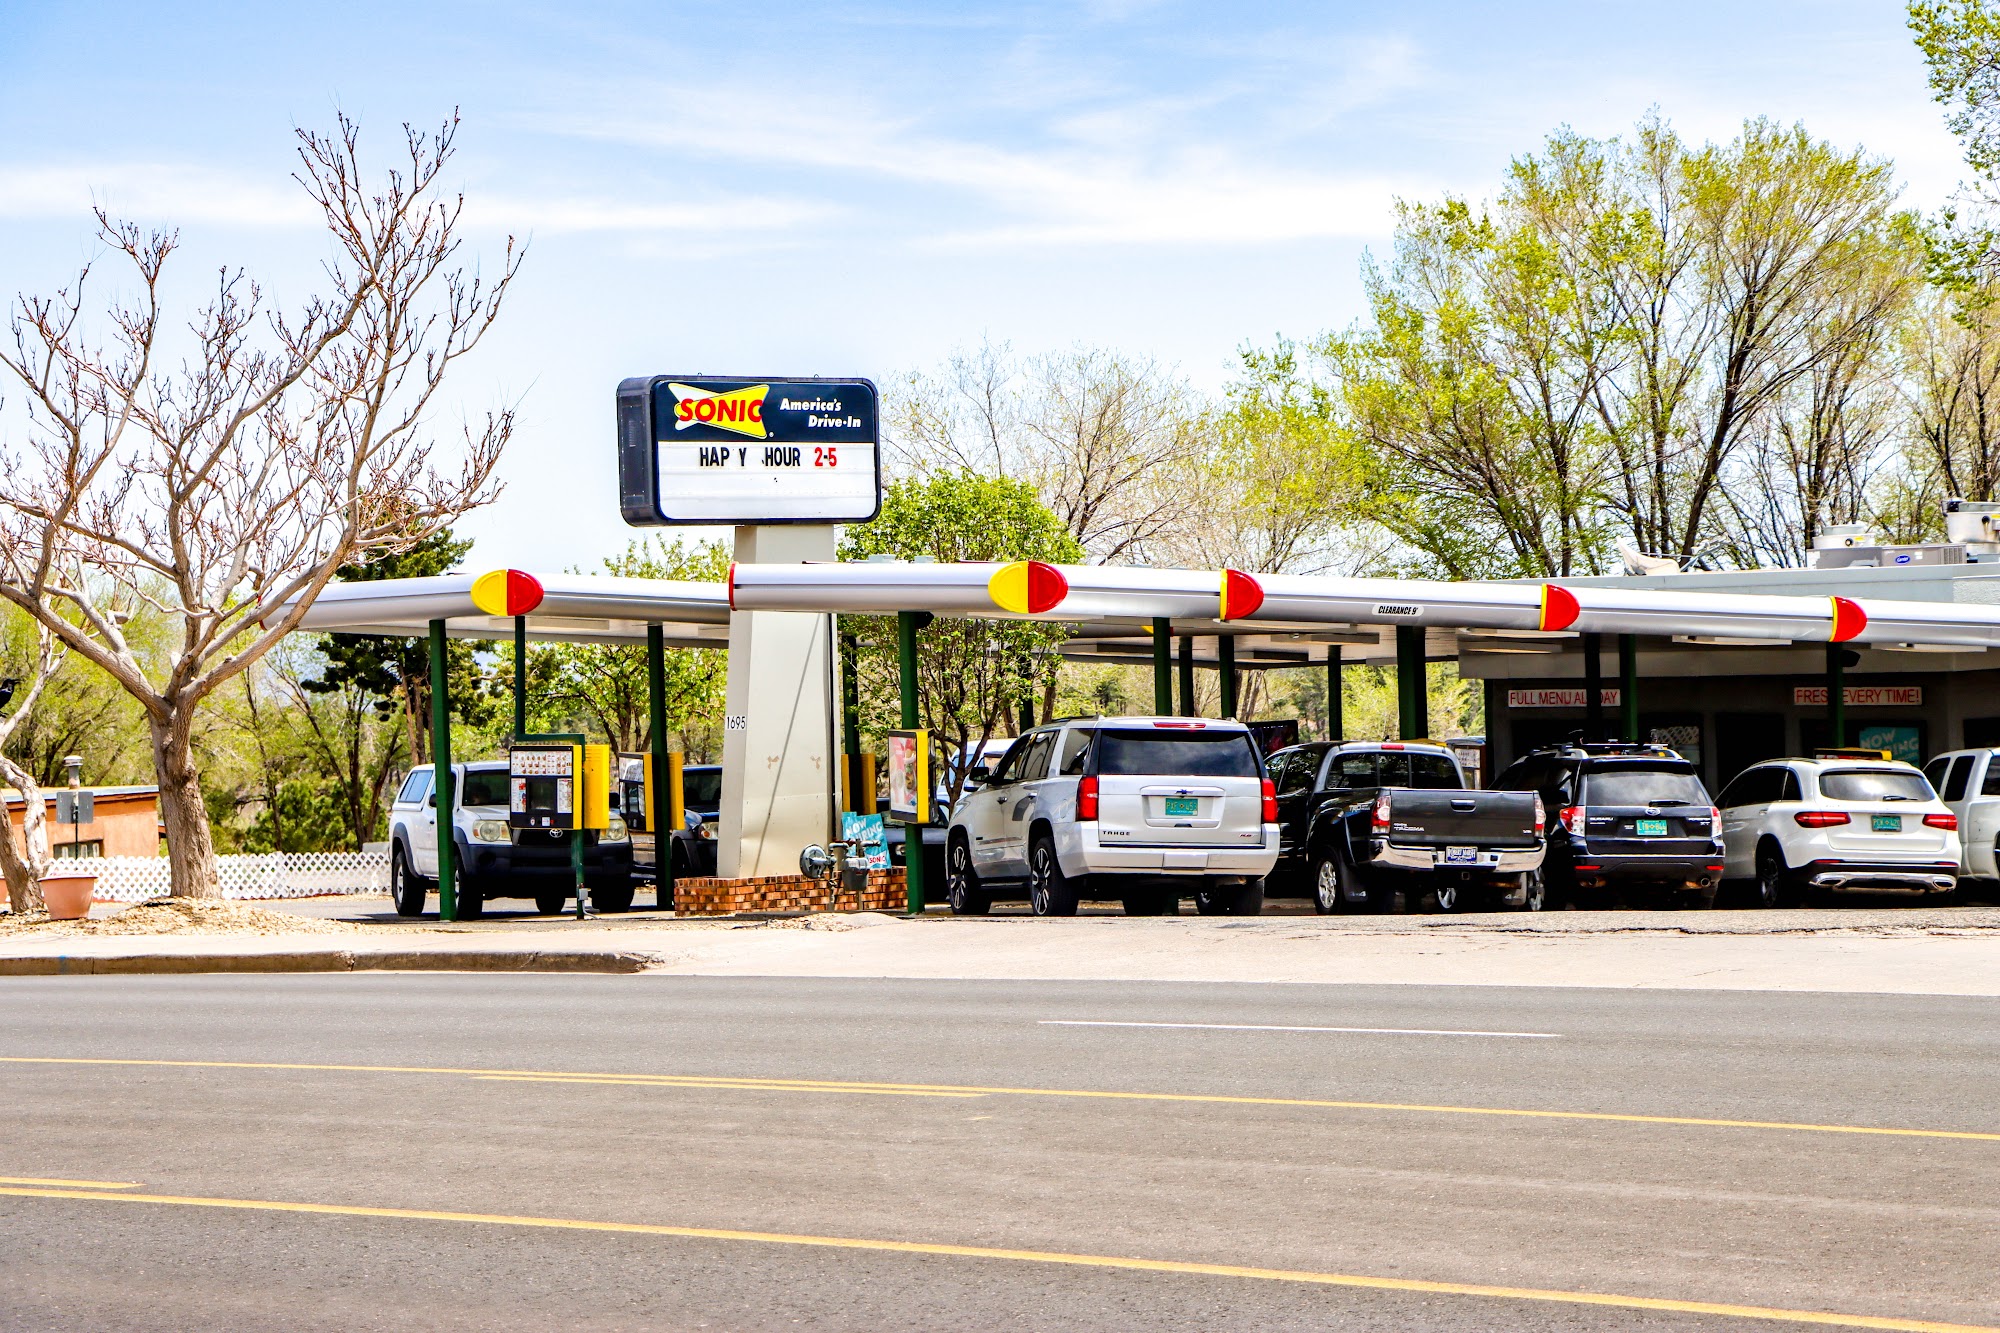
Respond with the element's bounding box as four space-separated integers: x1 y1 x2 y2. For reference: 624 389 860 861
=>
0 949 663 976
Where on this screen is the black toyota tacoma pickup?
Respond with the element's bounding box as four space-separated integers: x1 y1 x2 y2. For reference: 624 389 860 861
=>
1265 741 1547 913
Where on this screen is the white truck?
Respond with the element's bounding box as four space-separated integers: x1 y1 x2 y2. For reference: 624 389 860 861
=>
387 761 635 917
1924 748 2000 888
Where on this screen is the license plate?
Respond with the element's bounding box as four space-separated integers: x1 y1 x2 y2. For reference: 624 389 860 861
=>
1871 814 1902 832
1635 819 1668 837
1441 846 1478 865
1163 797 1199 817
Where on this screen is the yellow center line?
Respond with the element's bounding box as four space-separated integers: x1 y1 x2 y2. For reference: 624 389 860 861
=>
473 1075 983 1098
0 1184 1986 1333
2 1055 1994 1143
0 1175 142 1189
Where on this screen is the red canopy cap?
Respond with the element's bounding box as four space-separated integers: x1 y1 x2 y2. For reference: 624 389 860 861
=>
1829 596 1867 642
1538 585 1580 632
470 569 545 618
988 561 1069 615
1219 570 1264 621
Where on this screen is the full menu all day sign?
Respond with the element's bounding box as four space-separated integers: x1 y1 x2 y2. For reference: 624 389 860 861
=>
617 375 881 525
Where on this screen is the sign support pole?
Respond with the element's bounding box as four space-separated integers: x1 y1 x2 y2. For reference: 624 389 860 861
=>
840 629 861 813
1178 635 1195 717
1396 625 1427 740
897 611 925 915
1619 635 1640 743
1826 642 1847 748
429 618 457 922
1218 635 1238 720
648 624 672 909
1326 645 1343 741
1151 618 1172 715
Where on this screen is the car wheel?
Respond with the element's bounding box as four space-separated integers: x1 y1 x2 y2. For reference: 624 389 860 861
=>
534 889 568 915
390 845 426 917
1310 854 1343 915
1753 848 1788 909
947 839 991 916
450 882 484 920
1229 878 1265 916
1519 868 1546 912
594 880 635 913
1028 837 1079 916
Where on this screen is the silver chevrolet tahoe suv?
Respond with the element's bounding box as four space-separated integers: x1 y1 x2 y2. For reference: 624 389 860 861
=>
943 717 1279 917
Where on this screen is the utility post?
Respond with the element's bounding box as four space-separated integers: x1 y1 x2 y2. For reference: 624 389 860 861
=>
1218 635 1238 719
513 615 527 740
1326 645 1343 741
840 628 861 812
647 624 671 909
1177 635 1196 717
428 618 457 922
1396 625 1428 740
1826 642 1848 748
897 610 925 915
1151 617 1173 715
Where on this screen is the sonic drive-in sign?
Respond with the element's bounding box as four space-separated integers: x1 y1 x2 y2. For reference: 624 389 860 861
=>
617 375 881 525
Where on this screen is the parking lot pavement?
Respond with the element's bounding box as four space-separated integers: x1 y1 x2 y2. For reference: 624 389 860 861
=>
0 975 1996 1331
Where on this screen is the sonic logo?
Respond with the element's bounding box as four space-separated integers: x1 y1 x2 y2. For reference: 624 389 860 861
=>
669 383 769 439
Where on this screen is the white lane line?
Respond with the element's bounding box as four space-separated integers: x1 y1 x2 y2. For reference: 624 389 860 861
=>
1038 1020 1562 1039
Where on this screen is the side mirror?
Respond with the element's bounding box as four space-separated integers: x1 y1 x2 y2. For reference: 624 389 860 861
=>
426 793 437 808
968 766 990 785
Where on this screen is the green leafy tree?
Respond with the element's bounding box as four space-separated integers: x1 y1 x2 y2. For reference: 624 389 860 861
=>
839 473 1083 808
240 780 351 854
521 537 731 754
304 528 499 764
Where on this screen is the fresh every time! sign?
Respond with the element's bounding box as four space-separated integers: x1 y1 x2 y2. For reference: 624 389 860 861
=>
1793 686 1923 706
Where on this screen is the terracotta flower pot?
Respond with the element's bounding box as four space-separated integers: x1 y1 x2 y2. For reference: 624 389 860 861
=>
40 874 97 920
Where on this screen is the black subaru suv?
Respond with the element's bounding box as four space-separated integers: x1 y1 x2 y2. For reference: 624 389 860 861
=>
1493 743 1724 908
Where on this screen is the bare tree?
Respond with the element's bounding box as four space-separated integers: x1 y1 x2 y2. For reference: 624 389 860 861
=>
0 625 66 913
885 340 1204 564
0 113 517 897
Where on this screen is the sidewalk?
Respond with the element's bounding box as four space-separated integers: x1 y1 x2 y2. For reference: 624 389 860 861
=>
4 902 2000 993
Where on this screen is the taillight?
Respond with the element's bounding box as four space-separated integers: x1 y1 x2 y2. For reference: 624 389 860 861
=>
1260 778 1277 823
1793 810 1850 828
1925 812 1958 830
1709 806 1721 825
1533 796 1545 837
1372 792 1391 832
1559 805 1586 836
1077 775 1099 821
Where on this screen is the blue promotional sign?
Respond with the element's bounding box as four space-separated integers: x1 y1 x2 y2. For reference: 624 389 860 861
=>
617 375 881 525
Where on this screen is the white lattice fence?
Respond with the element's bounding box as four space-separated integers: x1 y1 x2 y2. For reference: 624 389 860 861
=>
61 852 390 901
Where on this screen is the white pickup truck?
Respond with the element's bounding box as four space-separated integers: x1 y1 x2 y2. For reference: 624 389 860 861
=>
1924 748 2000 888
387 761 635 917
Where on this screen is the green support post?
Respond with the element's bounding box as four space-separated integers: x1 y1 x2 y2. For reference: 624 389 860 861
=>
1326 644 1343 741
1217 635 1238 719
648 624 671 910
428 618 456 921
1017 692 1035 735
1395 625 1427 740
1826 642 1847 748
513 615 527 740
897 610 925 916
1583 633 1603 742
1619 634 1639 743
1178 635 1195 717
1151 617 1173 715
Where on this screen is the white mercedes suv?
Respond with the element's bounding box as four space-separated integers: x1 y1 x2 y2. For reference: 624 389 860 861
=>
943 717 1279 917
1716 754 1960 907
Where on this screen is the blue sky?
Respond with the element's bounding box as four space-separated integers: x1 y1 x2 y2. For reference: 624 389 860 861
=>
0 0 1968 572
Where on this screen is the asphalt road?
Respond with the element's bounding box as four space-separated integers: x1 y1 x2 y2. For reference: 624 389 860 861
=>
1 976 1996 1332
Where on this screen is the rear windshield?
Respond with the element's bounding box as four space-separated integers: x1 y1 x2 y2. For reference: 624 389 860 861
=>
461 770 510 807
1581 768 1708 807
1095 730 1260 779
1818 769 1933 803
682 768 722 810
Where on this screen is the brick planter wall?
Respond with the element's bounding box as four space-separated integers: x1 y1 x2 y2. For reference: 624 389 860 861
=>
672 868 910 916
